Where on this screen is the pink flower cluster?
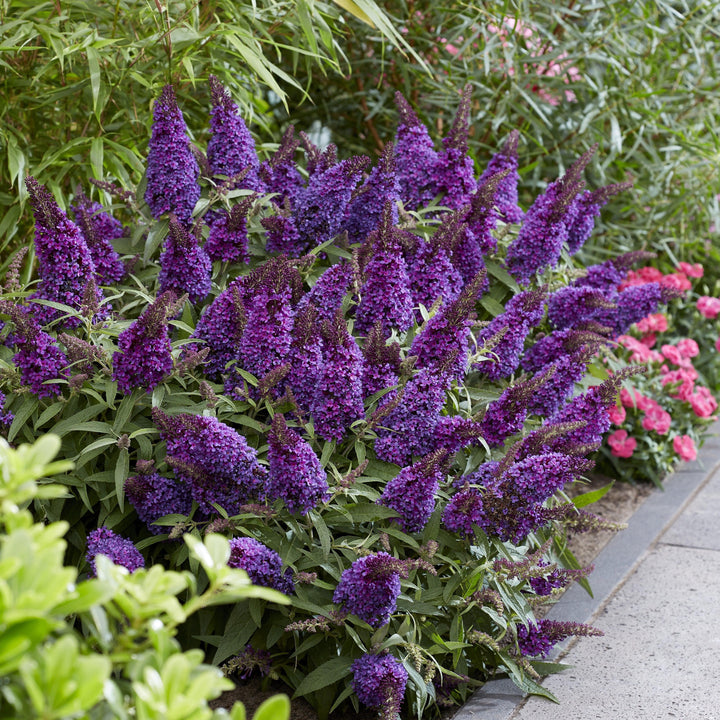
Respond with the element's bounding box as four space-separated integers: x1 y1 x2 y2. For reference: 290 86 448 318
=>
618 388 671 434
619 264 697 294
607 429 636 458
697 295 720 320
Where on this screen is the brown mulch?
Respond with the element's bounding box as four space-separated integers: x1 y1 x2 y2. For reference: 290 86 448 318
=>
211 477 655 719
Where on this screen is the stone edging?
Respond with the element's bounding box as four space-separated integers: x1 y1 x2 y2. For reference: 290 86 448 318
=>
451 419 720 720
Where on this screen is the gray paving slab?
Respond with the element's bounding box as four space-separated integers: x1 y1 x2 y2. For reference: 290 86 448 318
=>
452 420 720 720
509 544 720 720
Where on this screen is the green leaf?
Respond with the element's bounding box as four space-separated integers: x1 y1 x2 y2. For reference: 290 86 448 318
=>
292 657 353 698
573 481 614 509
115 448 129 513
480 296 507 318
8 397 38 442
252 694 290 720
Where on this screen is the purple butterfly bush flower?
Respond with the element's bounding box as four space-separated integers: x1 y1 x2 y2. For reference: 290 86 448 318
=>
393 91 439 210
442 488 485 537
125 471 192 534
355 203 414 336
1 302 69 397
572 258 626 291
474 287 547 380
144 85 200 225
71 191 126 284
333 552 408 627
86 527 145 577
566 182 631 255
432 415 484 454
113 291 175 393
261 212 305 256
374 365 453 466
432 84 477 210
292 155 370 253
0 391 13 427
258 125 304 207
204 196 254 263
191 278 246 380
529 562 569 596
351 652 408 720
296 262 353 322
378 450 446 533
286 302 324 414
361 322 402 399
300 133 338 176
207 76 261 190
477 130 524 224
310 310 365 442
521 328 604 371
410 271 485 382
228 537 294 594
238 281 294 382
517 619 602 658
25 177 105 327
266 414 329 514
506 146 594 282
409 221 464 318
152 408 266 515
158 216 212 303
343 142 401 243
547 285 615 334
610 282 665 336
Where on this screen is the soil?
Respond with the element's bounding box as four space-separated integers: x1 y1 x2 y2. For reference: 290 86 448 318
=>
210 477 655 720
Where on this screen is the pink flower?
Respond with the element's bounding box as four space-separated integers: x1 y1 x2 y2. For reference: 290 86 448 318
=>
619 267 663 289
641 404 671 435
661 344 684 366
639 333 656 348
673 435 697 462
716 337 720 353
660 272 691 293
697 296 720 320
636 313 668 334
676 338 699 359
607 404 626 425
690 386 718 418
661 368 696 401
677 262 703 278
608 429 637 459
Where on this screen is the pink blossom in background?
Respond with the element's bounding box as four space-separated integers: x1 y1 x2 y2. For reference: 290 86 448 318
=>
661 344 693 368
620 387 654 411
689 386 718 418
639 333 657 348
608 429 637 458
716 337 720 352
676 338 699 359
636 313 668 334
673 435 697 462
619 267 664 289
661 368 696 402
607 404 626 425
659 272 691 293
677 262 703 278
697 296 720 319
641 404 672 435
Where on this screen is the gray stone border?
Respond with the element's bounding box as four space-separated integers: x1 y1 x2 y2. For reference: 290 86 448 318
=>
451 420 720 720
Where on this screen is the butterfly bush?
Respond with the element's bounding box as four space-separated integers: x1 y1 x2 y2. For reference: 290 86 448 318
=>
5 79 717 720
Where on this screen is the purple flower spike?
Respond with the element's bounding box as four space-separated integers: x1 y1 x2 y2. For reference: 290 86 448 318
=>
477 130 524 224
292 155 370 254
71 191 126 284
333 552 408 627
1 302 69 397
393 91 439 210
258 125 304 207
506 146 596 281
355 203 414 336
566 181 632 255
228 537 294 594
153 408 266 515
125 471 192 534
204 196 254 264
208 76 261 190
351 652 408 719
86 527 144 577
378 450 446 533
112 291 175 394
433 84 477 209
310 310 365 442
191 278 246 380
25 177 105 327
343 142 401 243
518 619 602 658
286 302 324 413
297 262 353 322
0 391 13 427
266 414 328 514
144 85 200 225
442 488 485 537
361 322 402 399
410 270 485 382
158 216 212 303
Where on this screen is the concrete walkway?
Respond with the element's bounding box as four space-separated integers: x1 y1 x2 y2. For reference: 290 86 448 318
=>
454 419 720 720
